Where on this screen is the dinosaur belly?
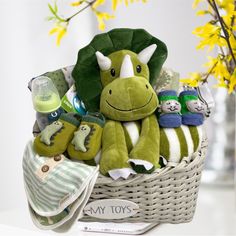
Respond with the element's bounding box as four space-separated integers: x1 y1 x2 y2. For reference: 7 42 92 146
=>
122 121 141 153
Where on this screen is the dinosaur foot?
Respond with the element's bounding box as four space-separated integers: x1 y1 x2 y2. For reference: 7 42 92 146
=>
128 159 155 174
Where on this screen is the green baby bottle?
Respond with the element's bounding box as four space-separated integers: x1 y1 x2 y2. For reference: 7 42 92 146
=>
32 76 64 131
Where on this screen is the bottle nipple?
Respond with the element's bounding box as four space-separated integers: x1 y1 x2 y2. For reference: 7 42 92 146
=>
32 76 61 113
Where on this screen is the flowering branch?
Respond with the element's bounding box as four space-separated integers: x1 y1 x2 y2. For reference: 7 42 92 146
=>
181 0 236 94
210 0 236 65
202 61 218 83
65 0 96 22
47 0 147 45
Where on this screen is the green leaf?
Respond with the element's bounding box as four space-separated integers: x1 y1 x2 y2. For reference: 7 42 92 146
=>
46 16 55 21
48 3 55 15
48 2 65 22
54 1 58 13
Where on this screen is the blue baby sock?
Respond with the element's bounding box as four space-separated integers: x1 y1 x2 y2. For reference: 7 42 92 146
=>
179 90 204 126
157 90 182 128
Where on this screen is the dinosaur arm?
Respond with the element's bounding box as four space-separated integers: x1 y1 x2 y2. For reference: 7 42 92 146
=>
100 120 133 178
129 114 160 170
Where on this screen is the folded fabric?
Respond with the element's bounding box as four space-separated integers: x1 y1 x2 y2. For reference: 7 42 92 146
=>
29 173 98 232
155 68 180 93
23 139 99 231
33 113 80 157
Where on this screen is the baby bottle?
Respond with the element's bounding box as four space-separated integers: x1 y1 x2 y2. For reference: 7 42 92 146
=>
31 76 64 131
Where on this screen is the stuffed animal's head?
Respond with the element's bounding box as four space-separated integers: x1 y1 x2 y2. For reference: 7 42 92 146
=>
72 29 168 113
96 45 158 121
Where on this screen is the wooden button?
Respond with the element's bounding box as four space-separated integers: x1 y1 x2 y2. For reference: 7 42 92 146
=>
41 165 49 172
54 155 61 162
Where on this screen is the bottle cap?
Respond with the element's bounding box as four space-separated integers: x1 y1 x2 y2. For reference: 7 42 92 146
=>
32 76 61 113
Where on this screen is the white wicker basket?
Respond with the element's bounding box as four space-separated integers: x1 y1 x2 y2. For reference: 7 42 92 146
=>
80 139 207 224
33 119 207 225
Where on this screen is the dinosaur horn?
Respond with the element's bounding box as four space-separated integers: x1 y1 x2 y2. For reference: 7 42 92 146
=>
95 51 112 71
120 55 134 78
138 44 157 64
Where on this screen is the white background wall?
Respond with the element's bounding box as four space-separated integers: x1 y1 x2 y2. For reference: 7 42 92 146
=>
101 0 207 76
0 0 207 212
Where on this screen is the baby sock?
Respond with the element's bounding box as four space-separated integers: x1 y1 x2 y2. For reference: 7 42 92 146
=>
157 90 182 128
67 112 105 161
179 90 204 126
34 113 80 157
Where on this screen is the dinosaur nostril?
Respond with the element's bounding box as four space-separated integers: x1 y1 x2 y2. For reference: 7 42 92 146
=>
146 84 149 89
109 89 112 95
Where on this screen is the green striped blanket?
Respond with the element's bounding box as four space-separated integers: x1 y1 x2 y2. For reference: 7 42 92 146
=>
122 122 203 164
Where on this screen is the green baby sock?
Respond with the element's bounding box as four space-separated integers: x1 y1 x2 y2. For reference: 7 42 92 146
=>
34 113 80 157
67 112 105 161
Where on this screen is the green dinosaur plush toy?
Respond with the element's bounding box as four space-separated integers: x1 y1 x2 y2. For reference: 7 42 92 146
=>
72 28 203 179
72 28 167 178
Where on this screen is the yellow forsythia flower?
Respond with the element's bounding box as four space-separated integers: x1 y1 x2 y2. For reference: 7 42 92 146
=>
112 0 147 11
95 11 114 30
228 34 236 62
193 22 227 50
214 61 231 80
93 0 106 9
196 10 211 16
112 0 120 11
70 1 84 7
180 72 203 87
204 56 218 71
221 1 236 30
228 68 236 94
49 25 67 46
214 78 228 89
192 0 203 9
124 0 147 6
204 56 231 81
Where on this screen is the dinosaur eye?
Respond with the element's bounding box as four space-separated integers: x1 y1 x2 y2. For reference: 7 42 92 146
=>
110 68 116 77
136 65 142 73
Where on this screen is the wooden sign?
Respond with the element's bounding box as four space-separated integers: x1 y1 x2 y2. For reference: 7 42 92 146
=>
84 199 139 220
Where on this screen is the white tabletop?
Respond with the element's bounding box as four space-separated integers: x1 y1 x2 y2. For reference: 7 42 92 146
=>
0 185 235 236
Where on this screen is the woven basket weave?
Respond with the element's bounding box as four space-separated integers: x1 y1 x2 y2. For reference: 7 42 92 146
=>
80 138 207 224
